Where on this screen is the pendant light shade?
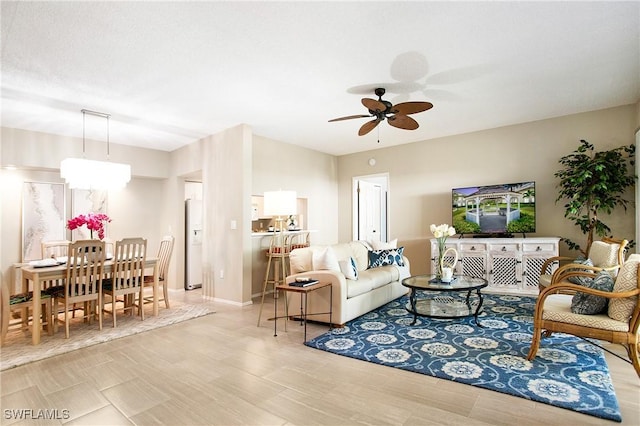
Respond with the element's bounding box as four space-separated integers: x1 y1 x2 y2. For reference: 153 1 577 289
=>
60 109 131 190
60 158 131 190
263 190 297 216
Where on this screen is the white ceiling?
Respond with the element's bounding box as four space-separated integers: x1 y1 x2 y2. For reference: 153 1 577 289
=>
1 1 638 156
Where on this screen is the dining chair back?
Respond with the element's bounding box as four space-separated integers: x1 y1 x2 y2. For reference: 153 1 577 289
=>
142 235 174 309
103 238 115 258
53 239 106 338
41 240 71 259
41 240 74 315
103 237 147 327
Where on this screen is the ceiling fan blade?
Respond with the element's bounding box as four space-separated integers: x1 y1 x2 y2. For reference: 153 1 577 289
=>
328 114 371 122
361 98 386 112
387 115 419 131
390 101 434 115
358 119 381 136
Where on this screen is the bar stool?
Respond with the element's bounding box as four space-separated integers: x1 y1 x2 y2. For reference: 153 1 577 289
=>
257 233 290 327
288 231 310 251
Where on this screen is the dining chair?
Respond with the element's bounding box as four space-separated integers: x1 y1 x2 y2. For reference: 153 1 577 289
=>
51 240 106 339
1 280 53 345
538 237 629 292
103 237 147 327
41 240 71 259
142 235 174 309
41 239 83 318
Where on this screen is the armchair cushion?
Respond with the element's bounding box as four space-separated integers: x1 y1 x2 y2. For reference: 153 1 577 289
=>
566 257 594 285
608 260 639 321
570 270 614 314
589 240 621 267
543 294 630 332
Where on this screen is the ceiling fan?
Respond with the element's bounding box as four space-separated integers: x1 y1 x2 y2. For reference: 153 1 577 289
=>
329 87 433 136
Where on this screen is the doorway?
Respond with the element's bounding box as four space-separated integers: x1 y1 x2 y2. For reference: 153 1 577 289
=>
352 173 389 242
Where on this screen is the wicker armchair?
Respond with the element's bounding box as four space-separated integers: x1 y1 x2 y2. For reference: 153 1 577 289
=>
528 255 640 377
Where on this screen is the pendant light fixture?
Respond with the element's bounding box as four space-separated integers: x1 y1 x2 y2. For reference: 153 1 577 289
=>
60 109 131 190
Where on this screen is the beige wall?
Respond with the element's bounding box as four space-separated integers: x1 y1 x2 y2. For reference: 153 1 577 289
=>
252 135 339 246
337 105 638 275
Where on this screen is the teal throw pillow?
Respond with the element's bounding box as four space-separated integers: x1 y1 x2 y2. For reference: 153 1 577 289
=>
368 247 405 268
570 270 615 315
339 257 359 280
567 257 594 286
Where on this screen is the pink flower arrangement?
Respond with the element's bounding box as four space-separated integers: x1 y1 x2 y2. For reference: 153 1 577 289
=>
67 213 111 240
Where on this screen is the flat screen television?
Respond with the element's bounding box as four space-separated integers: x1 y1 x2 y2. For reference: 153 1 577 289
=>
452 181 536 237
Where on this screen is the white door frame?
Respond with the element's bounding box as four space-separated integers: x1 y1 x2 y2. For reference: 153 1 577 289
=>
352 173 390 242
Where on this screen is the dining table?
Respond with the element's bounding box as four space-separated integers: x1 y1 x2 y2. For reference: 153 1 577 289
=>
20 257 159 345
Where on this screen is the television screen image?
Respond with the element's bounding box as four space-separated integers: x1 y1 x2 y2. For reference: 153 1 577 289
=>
452 181 536 236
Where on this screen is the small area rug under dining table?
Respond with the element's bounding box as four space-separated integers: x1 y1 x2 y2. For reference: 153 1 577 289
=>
305 293 622 422
1 301 214 371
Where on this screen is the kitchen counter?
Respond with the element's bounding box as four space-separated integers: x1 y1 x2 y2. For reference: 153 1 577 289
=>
251 229 316 238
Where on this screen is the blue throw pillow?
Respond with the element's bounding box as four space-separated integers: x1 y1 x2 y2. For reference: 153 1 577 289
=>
571 270 615 315
567 257 594 286
368 247 405 268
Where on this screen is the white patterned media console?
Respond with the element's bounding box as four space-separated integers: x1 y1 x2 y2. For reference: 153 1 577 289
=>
430 237 560 295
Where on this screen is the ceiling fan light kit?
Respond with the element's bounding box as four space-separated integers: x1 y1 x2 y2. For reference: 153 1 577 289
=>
329 87 433 136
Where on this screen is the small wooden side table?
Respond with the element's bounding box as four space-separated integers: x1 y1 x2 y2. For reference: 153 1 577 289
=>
274 281 332 341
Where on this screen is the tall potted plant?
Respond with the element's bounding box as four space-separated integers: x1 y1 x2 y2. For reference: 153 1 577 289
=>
555 139 636 256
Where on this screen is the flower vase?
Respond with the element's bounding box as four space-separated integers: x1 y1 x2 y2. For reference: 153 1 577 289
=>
436 247 459 282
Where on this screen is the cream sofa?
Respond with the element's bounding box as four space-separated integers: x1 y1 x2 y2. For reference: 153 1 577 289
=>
285 241 411 326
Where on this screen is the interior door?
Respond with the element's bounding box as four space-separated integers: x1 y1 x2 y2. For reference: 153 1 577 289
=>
358 180 381 241
353 174 388 242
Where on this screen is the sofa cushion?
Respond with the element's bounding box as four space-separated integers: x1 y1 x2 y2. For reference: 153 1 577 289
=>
346 278 373 298
570 270 614 315
370 238 397 250
289 247 312 274
312 246 340 271
331 241 369 271
339 257 359 280
608 260 639 321
368 247 405 268
358 266 400 289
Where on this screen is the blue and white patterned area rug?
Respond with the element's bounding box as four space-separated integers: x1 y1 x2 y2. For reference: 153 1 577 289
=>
305 293 621 422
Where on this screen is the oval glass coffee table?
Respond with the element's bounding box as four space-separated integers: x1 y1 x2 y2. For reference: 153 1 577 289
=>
401 274 488 326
